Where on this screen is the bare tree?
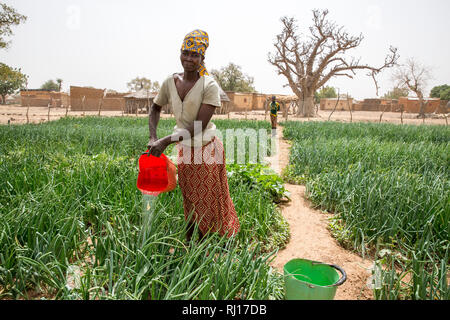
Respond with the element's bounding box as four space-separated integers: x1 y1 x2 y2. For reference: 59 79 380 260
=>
268 9 399 117
392 58 432 118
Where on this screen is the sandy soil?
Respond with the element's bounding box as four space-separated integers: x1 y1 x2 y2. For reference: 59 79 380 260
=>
266 127 374 300
1 104 448 125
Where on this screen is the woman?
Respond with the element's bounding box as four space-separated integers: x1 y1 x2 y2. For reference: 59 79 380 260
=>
269 96 280 131
147 29 240 241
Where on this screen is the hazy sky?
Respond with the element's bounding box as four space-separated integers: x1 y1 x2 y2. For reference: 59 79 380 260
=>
1 0 449 99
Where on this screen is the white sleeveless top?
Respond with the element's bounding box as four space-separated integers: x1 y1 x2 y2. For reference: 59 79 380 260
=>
154 74 222 147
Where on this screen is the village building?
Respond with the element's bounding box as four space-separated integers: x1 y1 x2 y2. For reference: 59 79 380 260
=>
124 90 157 114
69 86 127 111
123 86 231 115
320 97 353 111
216 87 231 114
351 99 399 112
398 97 442 113
225 92 269 112
18 85 449 116
20 89 70 107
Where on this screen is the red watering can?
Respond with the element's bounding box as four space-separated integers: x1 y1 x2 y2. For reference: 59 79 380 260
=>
137 150 177 196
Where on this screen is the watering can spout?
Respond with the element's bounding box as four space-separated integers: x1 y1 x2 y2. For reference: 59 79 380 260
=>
136 150 177 196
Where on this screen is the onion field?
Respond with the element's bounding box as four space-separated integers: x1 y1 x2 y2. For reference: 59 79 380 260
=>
2 116 448 300
0 117 289 299
283 121 449 300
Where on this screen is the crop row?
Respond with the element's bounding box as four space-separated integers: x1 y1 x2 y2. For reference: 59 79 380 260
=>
0 116 287 299
283 121 449 300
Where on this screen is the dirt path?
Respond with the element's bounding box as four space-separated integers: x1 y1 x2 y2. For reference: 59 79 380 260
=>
266 127 374 300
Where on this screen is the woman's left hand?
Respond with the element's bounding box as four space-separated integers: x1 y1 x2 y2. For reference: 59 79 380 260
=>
149 138 169 157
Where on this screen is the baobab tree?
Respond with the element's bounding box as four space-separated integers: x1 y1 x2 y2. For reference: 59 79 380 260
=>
392 58 432 118
268 9 399 117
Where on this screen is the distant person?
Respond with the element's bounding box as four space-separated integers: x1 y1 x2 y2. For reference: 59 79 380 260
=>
147 29 240 242
269 96 280 131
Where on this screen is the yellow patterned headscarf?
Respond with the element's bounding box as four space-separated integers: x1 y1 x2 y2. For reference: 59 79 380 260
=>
181 29 209 76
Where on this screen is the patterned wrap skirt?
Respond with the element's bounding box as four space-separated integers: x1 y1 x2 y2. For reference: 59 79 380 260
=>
270 113 277 128
177 137 240 237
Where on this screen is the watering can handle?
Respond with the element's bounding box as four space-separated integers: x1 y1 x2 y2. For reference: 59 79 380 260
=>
328 264 347 287
142 147 153 157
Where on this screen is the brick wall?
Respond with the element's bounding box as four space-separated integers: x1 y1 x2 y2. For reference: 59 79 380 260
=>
320 98 353 110
20 90 52 107
225 92 269 112
398 97 441 113
70 86 127 111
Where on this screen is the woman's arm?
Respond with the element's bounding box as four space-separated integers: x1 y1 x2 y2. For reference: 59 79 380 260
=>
148 102 162 147
149 103 216 157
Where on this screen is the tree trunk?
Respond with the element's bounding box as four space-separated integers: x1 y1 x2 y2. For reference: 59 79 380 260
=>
417 93 425 118
303 96 315 117
1 95 6 105
296 99 304 117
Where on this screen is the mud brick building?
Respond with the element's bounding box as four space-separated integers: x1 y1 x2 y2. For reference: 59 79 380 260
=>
398 97 442 113
20 89 69 107
70 86 127 111
320 98 353 111
225 92 268 112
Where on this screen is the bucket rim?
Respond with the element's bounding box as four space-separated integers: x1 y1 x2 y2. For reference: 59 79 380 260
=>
284 258 347 288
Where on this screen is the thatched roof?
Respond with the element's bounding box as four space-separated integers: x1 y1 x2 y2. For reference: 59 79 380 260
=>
267 95 298 102
124 87 229 102
124 89 157 99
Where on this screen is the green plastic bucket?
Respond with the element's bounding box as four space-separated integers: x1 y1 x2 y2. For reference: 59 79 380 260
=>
284 258 347 300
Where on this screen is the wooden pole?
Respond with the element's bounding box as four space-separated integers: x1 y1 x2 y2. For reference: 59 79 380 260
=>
147 90 150 115
328 89 340 121
347 93 352 123
284 102 288 121
26 103 30 124
81 96 86 117
264 100 267 121
379 100 390 123
97 100 102 116
400 105 404 124
286 102 290 121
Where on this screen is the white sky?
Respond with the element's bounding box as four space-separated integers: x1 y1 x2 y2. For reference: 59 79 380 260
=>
1 0 449 100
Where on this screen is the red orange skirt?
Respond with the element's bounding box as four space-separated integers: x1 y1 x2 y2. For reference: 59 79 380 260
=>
177 137 240 237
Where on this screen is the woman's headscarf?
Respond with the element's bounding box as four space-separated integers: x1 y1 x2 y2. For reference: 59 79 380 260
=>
181 29 209 76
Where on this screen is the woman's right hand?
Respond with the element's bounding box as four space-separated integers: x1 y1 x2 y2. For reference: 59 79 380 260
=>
147 137 157 150
148 138 170 157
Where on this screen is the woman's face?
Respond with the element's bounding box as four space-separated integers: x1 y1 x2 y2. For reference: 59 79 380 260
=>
180 49 204 73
